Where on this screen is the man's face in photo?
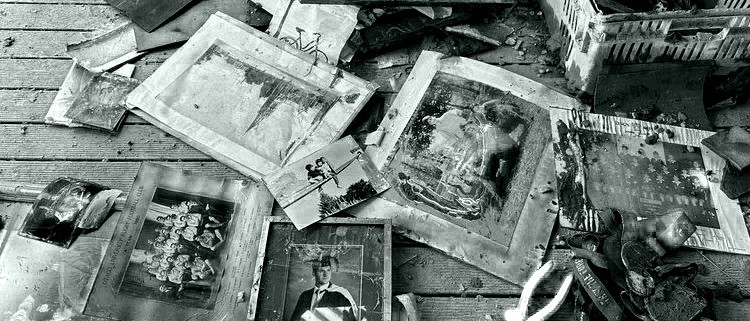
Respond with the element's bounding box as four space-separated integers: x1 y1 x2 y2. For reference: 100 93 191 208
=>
314 265 332 286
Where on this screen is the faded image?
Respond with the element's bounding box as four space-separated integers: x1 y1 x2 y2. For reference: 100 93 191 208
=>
554 125 720 231
118 188 235 309
382 72 550 246
264 136 390 229
0 203 107 321
255 222 386 321
156 40 340 166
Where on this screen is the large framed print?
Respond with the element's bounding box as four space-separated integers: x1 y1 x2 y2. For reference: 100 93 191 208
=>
248 217 391 321
127 12 378 180
550 108 750 255
83 163 275 321
351 50 584 285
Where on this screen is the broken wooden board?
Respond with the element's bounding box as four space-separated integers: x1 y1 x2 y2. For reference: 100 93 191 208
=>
127 12 377 180
550 108 750 255
352 50 584 286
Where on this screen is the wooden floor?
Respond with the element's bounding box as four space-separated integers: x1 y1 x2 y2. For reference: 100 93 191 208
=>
1 1 750 320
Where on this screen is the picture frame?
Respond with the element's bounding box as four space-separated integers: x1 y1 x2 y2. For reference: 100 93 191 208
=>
83 163 275 321
127 12 378 180
549 108 750 255
351 50 585 285
248 217 392 321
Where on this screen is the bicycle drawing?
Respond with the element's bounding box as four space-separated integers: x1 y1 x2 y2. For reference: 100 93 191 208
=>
280 27 330 65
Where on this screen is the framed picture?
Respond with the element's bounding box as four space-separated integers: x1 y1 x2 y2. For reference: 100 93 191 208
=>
264 136 390 229
248 217 391 321
84 163 275 321
127 12 377 180
351 50 584 285
550 108 750 255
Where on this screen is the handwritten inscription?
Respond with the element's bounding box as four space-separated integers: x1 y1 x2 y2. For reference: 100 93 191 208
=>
573 259 624 321
101 185 144 287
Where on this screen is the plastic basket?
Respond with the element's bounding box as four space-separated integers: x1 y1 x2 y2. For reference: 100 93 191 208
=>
540 0 750 92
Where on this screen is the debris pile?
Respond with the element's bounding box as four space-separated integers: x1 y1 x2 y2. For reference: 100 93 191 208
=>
0 0 749 321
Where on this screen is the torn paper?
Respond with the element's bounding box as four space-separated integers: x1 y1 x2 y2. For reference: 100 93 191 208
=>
267 0 359 64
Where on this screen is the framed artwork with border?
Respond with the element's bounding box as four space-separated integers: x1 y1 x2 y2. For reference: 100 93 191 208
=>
248 217 391 321
351 50 585 285
127 12 377 180
83 163 275 321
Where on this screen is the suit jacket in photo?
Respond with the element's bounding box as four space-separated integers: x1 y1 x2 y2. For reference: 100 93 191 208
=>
288 284 356 321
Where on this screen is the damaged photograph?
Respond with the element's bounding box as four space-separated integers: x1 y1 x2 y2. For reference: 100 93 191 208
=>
0 203 110 320
117 188 235 309
550 108 750 255
84 163 275 321
18 178 107 248
249 217 391 321
380 71 551 246
155 40 340 168
126 13 376 179
264 136 390 229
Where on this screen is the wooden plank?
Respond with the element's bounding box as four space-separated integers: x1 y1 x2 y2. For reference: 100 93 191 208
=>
0 4 124 30
0 59 73 88
0 89 397 125
0 57 398 93
0 58 161 89
0 89 148 124
394 247 565 296
395 246 750 297
0 161 243 190
0 30 89 58
0 124 211 160
415 298 750 321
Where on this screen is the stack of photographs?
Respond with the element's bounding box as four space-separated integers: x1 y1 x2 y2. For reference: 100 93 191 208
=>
126 12 378 180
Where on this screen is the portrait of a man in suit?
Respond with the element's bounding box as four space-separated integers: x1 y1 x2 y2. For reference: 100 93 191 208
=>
288 255 358 321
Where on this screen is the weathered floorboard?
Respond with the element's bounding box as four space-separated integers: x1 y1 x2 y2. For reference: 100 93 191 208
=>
0 4 124 30
0 124 210 160
0 160 242 188
0 30 90 58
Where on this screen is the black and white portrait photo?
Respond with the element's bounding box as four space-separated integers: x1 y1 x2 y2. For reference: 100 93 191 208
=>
249 217 391 321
